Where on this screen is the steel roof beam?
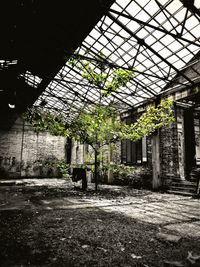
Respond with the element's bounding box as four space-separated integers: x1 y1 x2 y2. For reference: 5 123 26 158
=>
107 12 195 86
109 8 200 48
180 0 200 19
70 53 168 81
52 79 96 106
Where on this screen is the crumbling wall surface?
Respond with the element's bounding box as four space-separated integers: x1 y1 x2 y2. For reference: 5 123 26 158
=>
0 118 23 178
0 117 66 178
159 107 180 186
71 140 85 165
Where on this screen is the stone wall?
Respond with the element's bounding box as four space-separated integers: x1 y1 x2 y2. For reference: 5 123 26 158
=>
0 117 66 178
71 140 85 165
159 106 186 187
194 110 200 164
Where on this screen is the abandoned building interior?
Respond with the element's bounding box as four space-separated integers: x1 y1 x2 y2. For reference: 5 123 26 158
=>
0 0 200 196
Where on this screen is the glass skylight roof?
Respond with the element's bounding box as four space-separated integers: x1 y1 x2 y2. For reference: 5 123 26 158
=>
33 0 200 120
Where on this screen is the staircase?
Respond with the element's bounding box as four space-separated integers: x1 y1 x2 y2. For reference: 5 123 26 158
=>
167 177 198 196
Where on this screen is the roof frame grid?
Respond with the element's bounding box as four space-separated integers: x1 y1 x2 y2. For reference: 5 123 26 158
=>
32 0 200 121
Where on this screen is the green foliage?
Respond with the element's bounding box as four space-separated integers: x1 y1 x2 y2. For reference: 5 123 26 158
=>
123 98 175 141
105 68 134 96
104 163 135 177
23 99 174 147
70 98 174 148
110 165 152 189
23 109 70 137
69 99 174 190
45 158 70 177
68 52 135 97
67 51 174 144
70 105 124 148
23 53 174 190
70 161 135 180
71 163 94 173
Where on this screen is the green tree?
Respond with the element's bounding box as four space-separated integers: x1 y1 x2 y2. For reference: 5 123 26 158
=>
68 99 174 191
23 99 174 191
69 105 124 191
23 52 174 191
67 52 174 190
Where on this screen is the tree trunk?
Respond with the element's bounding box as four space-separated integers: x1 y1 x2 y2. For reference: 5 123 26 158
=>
94 148 98 191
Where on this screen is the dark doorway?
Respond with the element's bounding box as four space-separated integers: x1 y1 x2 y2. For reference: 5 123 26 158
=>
65 138 72 164
184 108 196 176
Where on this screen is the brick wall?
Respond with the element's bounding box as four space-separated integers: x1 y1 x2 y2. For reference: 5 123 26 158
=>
0 117 66 178
146 136 152 169
159 107 180 185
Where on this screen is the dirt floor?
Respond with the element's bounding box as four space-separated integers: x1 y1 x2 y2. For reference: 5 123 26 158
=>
0 179 200 267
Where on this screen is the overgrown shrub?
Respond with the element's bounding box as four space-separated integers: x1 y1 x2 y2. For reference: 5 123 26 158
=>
32 156 70 178
46 159 70 178
111 165 152 189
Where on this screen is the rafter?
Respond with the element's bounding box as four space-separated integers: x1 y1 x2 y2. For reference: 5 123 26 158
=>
107 12 195 86
31 0 200 121
69 53 168 81
109 8 200 47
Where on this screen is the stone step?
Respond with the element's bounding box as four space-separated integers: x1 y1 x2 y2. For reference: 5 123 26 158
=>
169 185 196 194
165 177 198 196
170 181 197 188
167 190 194 196
166 176 198 195
170 178 197 183
165 178 197 187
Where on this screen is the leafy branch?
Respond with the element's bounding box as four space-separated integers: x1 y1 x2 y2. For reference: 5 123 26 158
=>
123 99 175 141
68 52 135 97
22 109 70 137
